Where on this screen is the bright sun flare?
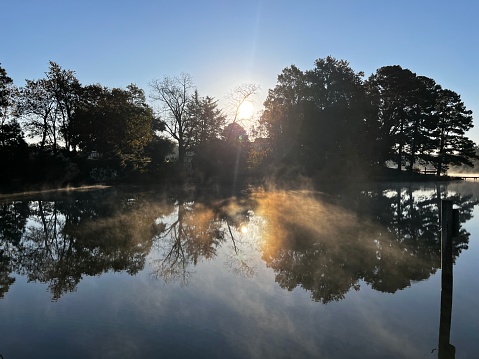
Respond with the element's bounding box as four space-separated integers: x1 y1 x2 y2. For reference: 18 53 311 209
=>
237 101 255 119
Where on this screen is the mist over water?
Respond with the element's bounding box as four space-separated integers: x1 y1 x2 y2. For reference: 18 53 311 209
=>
1 182 479 358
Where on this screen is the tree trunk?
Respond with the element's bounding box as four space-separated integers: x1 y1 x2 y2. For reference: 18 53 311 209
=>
397 144 403 172
436 159 443 176
178 141 185 164
41 114 48 152
436 135 446 176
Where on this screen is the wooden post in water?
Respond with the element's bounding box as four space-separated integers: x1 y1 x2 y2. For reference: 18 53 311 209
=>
438 200 457 359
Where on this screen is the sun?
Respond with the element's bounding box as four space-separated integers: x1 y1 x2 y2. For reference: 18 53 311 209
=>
237 101 255 120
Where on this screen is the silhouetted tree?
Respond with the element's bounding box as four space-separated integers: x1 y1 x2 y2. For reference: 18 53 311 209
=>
260 65 306 164
222 122 248 144
17 78 56 152
73 83 154 171
45 61 82 152
366 65 420 171
304 57 371 173
149 73 195 164
16 62 81 154
366 66 476 174
0 65 26 165
404 75 440 172
143 135 176 175
430 88 477 175
0 119 29 184
185 90 225 149
225 83 259 136
0 64 16 125
261 56 372 175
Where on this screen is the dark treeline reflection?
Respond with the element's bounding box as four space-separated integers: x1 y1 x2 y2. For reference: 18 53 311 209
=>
0 189 169 300
0 184 476 301
258 185 476 303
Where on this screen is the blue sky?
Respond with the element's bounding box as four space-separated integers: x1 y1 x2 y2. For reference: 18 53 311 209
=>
2 0 479 140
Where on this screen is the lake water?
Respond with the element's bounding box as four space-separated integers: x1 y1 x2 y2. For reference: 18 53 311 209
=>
1 182 478 358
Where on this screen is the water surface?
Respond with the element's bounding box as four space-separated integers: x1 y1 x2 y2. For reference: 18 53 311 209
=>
1 182 478 358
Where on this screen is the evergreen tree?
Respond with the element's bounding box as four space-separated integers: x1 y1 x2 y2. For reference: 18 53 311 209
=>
366 65 419 171
430 88 477 174
185 90 225 150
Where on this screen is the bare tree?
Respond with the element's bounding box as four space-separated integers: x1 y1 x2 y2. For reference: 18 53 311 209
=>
225 83 259 140
149 73 194 164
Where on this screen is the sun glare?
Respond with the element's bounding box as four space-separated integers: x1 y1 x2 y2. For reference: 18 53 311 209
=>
237 101 255 120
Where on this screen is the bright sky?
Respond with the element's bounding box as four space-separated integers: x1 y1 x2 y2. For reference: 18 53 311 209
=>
2 0 478 140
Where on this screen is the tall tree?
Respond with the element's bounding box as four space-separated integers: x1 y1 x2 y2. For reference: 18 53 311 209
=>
366 65 420 171
260 57 371 174
0 119 29 185
0 64 15 126
73 84 154 170
430 88 476 174
303 57 370 172
0 119 27 155
225 83 259 140
46 61 81 152
149 73 194 164
185 91 225 149
260 64 307 163
402 75 440 172
18 62 81 154
17 79 56 152
0 65 29 184
367 66 476 174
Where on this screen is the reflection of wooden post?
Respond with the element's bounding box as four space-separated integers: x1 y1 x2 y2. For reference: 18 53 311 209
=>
440 201 452 269
438 200 456 359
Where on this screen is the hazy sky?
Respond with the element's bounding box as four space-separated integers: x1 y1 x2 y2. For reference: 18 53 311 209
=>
2 0 478 140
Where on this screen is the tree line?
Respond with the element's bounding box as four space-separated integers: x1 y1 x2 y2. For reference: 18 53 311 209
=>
0 62 258 188
260 56 476 178
0 57 476 189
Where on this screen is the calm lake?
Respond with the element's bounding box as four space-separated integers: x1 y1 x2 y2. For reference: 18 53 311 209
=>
1 181 479 358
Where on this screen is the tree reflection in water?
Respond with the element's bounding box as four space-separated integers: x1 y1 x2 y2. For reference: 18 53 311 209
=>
254 185 477 303
0 201 29 297
0 183 477 302
2 190 167 300
150 197 258 284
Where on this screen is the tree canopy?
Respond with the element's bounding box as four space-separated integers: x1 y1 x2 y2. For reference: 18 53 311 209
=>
260 57 477 177
366 65 477 174
260 57 375 175
72 83 154 170
0 57 476 188
0 64 15 124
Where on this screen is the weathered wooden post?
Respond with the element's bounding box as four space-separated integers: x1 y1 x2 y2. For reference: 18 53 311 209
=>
438 200 457 359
